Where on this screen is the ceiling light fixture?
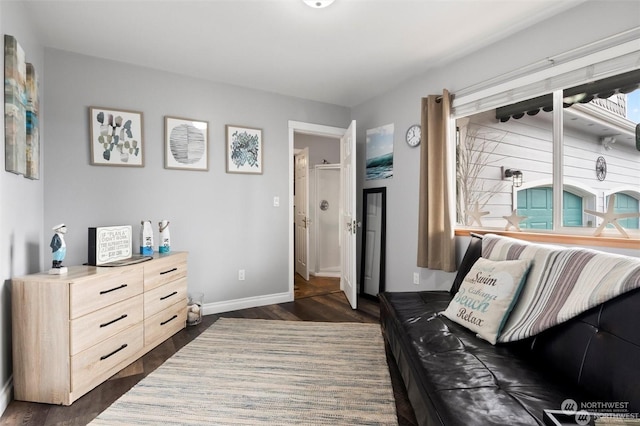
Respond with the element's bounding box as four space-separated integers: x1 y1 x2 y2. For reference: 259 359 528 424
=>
303 0 335 8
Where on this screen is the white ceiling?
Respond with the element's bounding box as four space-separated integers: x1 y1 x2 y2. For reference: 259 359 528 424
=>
21 0 584 107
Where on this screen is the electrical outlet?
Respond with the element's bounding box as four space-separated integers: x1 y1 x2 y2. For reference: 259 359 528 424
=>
238 269 245 281
413 272 420 285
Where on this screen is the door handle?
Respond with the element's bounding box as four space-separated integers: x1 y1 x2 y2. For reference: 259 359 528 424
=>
346 220 360 234
353 220 361 234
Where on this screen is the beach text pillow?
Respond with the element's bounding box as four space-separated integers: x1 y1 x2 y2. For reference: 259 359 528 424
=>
442 257 531 344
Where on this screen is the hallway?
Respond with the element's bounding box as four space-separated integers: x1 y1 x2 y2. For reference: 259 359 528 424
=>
294 274 340 299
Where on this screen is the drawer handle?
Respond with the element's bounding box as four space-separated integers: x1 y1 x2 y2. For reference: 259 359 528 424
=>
100 284 128 295
100 344 128 361
160 314 178 326
160 291 178 301
100 314 128 328
160 267 178 275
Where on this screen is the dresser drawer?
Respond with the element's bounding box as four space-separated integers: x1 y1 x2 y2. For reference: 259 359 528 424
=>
144 277 187 319
70 268 143 319
144 301 186 347
70 294 143 356
144 253 187 291
71 324 143 395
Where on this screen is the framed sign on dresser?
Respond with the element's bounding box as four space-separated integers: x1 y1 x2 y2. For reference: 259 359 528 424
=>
11 252 188 405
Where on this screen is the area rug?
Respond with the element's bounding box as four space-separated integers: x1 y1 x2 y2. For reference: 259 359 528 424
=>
90 318 398 425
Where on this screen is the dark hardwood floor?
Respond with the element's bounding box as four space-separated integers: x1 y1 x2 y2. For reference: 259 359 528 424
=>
294 273 341 299
1 282 417 426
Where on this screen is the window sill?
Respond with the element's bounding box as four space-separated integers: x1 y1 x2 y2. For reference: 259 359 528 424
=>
455 227 640 251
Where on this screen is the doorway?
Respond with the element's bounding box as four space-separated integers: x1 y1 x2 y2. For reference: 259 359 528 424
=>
293 134 340 299
288 120 356 306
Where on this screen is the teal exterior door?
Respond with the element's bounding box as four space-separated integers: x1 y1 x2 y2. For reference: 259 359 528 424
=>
611 193 639 229
517 188 583 229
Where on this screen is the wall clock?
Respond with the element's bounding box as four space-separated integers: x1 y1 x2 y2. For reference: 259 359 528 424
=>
596 156 607 181
405 124 421 147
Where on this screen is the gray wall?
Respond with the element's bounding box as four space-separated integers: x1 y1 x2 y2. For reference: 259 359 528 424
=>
0 1 45 411
352 0 640 292
43 49 350 309
294 133 340 166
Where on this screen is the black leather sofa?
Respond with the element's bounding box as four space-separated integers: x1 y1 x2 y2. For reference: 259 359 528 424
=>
380 234 640 426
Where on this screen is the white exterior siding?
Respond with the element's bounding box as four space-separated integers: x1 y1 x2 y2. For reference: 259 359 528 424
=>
458 106 640 232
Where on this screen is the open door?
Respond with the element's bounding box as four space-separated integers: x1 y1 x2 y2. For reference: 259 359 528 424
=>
340 120 357 309
294 148 310 280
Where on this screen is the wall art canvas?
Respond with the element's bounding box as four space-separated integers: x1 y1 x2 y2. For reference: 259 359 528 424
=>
25 63 39 179
226 124 263 174
165 116 209 171
4 34 27 176
90 107 144 167
366 123 394 180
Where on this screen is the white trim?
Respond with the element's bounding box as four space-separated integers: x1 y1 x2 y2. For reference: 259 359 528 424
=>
289 121 346 138
311 271 341 278
202 292 292 315
1 376 12 417
454 28 640 100
565 103 636 141
288 121 347 301
451 28 640 118
553 91 564 232
605 186 640 199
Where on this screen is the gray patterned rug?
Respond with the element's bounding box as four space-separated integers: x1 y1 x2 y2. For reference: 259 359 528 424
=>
90 318 398 425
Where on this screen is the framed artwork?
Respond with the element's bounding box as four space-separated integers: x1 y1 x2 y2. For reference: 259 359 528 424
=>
25 62 39 180
4 34 27 176
89 106 144 167
225 124 263 174
366 123 394 180
164 116 209 171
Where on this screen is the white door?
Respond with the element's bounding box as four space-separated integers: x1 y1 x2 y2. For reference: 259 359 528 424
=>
294 148 309 280
340 120 357 309
364 192 382 296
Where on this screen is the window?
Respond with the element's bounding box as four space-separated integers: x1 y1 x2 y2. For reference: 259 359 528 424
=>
455 70 640 240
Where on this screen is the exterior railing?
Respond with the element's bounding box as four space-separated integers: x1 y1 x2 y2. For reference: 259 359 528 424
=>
590 94 627 117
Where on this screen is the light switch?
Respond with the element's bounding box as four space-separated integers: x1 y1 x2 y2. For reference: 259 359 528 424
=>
273 196 280 207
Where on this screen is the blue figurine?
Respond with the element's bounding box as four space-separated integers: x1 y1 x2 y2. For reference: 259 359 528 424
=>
50 224 67 271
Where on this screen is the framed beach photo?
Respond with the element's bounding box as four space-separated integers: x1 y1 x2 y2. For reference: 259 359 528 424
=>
366 123 394 180
225 124 263 174
164 116 209 171
89 106 144 167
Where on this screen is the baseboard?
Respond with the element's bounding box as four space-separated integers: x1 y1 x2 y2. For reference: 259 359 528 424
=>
0 375 12 417
202 292 293 315
311 271 341 278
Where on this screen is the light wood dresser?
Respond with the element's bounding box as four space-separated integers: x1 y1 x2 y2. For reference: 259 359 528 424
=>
11 251 188 405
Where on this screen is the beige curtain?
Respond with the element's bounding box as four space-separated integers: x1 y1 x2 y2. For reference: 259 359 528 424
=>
417 90 456 272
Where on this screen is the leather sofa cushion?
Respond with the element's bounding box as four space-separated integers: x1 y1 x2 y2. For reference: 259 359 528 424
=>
530 287 640 413
380 291 593 426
